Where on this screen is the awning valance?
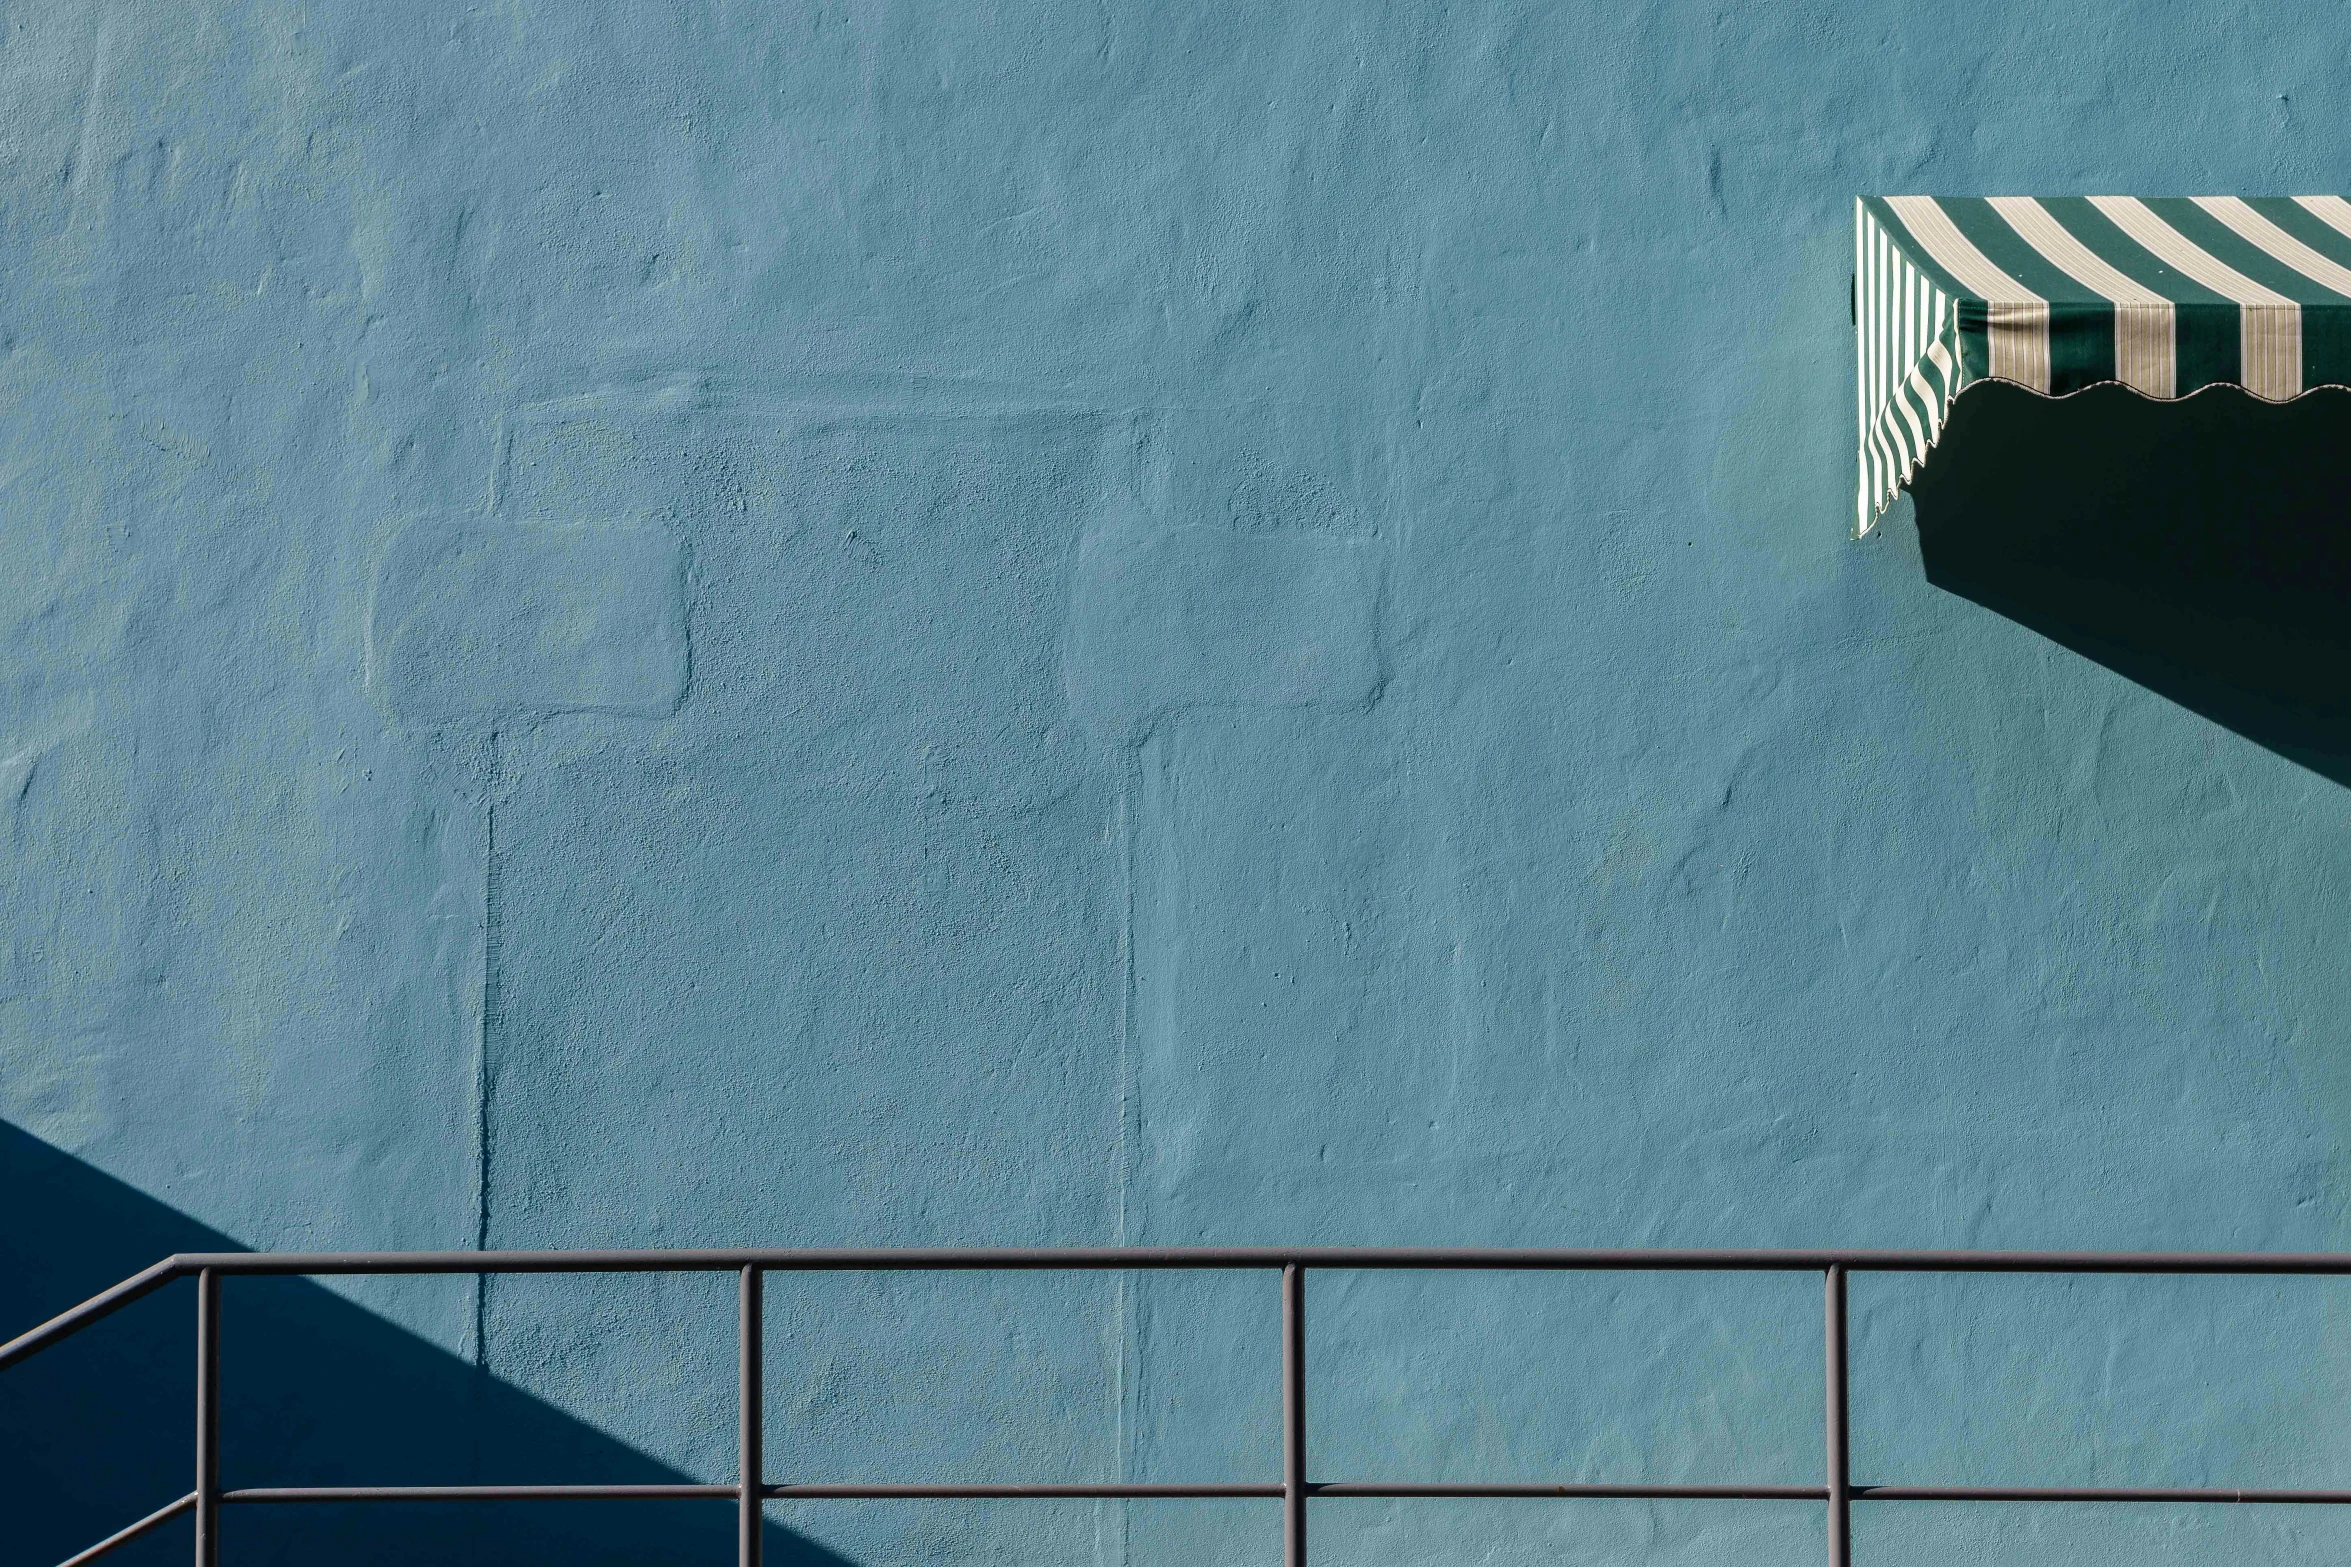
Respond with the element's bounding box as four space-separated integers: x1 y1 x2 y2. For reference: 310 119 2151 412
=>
1856 196 2351 532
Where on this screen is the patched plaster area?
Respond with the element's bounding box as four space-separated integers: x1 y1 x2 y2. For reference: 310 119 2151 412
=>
368 518 689 723
1067 526 1383 744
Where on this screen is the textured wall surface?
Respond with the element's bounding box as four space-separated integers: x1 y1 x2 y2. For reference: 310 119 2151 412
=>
7 3 2351 1564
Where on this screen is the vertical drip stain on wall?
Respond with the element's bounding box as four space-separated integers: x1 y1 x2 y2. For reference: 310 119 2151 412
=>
474 728 500 1370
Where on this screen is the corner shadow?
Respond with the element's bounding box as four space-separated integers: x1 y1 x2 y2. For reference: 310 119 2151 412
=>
0 1122 852 1567
1910 381 2351 787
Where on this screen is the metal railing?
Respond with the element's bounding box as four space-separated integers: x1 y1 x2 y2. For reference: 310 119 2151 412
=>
10 1246 2351 1567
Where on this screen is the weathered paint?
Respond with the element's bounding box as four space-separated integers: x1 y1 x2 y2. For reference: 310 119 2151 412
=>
6 2 2351 1564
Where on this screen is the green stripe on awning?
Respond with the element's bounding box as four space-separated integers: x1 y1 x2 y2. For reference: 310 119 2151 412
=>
1856 196 2351 532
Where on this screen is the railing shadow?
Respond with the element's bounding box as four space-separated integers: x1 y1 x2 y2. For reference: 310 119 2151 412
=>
1910 381 2351 789
0 1122 852 1567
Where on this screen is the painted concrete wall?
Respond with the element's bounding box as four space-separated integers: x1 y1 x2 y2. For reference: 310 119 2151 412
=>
7 2 2351 1564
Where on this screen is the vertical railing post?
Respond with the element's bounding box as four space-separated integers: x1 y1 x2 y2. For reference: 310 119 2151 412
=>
195 1267 219 1567
740 1264 764 1567
1825 1265 1850 1567
1282 1262 1306 1567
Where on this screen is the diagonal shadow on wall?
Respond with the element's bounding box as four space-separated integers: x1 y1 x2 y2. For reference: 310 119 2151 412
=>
1909 381 2351 789
0 1122 852 1567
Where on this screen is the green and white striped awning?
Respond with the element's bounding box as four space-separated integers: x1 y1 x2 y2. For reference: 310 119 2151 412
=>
1856 196 2351 532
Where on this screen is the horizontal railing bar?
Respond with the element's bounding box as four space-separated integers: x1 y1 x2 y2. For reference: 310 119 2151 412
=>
141 1247 2351 1276
208 1481 2351 1506
54 1491 197 1567
1308 1483 1828 1500
217 1483 1283 1504
1854 1486 2351 1504
223 1485 737 1503
0 1260 183 1371
765 1484 1285 1499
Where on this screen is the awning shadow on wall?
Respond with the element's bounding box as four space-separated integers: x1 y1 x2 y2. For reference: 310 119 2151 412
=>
1910 382 2351 789
0 1123 852 1567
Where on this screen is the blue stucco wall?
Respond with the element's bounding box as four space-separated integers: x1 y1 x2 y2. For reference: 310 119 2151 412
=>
8 3 2351 1564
